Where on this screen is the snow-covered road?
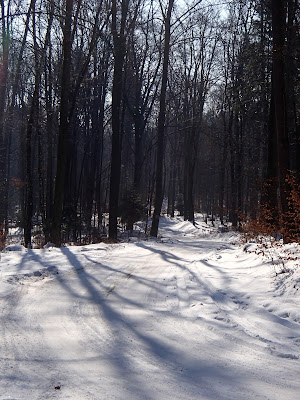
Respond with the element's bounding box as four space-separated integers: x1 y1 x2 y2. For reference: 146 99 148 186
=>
1 217 299 399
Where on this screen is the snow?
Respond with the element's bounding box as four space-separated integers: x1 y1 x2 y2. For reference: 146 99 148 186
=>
0 216 299 400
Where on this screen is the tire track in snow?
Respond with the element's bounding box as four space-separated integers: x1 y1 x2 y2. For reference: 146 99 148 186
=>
191 258 300 360
0 278 69 399
70 261 138 356
0 285 28 396
23 266 118 399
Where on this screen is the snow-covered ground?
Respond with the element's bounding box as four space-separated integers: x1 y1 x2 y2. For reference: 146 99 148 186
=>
0 216 299 400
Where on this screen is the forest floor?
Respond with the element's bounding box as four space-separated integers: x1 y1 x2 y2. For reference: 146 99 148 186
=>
0 216 300 400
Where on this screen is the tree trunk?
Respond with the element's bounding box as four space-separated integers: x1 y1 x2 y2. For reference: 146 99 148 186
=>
0 1 9 231
271 0 289 216
108 0 129 241
286 0 300 172
150 0 174 237
24 87 38 248
2 0 35 232
50 0 74 246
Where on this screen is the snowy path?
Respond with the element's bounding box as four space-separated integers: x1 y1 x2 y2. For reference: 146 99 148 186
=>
0 217 300 399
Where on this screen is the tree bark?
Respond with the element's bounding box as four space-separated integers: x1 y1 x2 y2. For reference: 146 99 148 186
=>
0 1 9 232
286 0 300 172
50 0 74 246
108 0 129 241
271 0 289 216
150 0 174 237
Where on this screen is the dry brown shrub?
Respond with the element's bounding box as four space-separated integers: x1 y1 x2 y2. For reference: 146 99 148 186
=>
280 174 300 243
0 225 7 251
241 173 300 244
240 206 278 243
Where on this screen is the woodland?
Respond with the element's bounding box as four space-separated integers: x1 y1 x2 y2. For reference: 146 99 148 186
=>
0 0 299 247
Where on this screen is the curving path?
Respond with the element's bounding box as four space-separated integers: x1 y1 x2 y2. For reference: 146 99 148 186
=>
0 217 299 399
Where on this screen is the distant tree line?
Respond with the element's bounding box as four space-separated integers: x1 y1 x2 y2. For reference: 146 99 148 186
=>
0 0 299 247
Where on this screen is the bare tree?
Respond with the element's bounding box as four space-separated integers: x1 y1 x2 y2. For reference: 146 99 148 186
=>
0 0 9 233
50 0 74 246
108 0 130 241
150 0 174 237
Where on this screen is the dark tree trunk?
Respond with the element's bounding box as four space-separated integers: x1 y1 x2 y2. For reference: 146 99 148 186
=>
264 0 289 229
108 54 123 239
24 87 39 248
50 0 74 246
1 0 35 233
228 111 238 227
0 1 8 231
150 0 174 237
167 160 176 218
264 80 279 225
263 0 290 236
95 75 106 231
219 125 227 225
24 0 42 248
184 150 196 224
108 0 128 241
45 49 54 243
286 0 300 172
133 112 143 193
271 0 289 216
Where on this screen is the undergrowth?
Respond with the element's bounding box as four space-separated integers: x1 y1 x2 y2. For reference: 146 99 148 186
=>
0 225 7 251
241 174 300 244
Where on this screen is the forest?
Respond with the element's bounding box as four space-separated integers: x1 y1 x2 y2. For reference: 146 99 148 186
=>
0 0 299 247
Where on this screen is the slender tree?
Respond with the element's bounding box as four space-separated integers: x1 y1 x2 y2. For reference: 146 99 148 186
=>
108 0 130 241
150 0 174 237
50 0 74 246
272 0 289 215
264 0 289 231
0 0 9 233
